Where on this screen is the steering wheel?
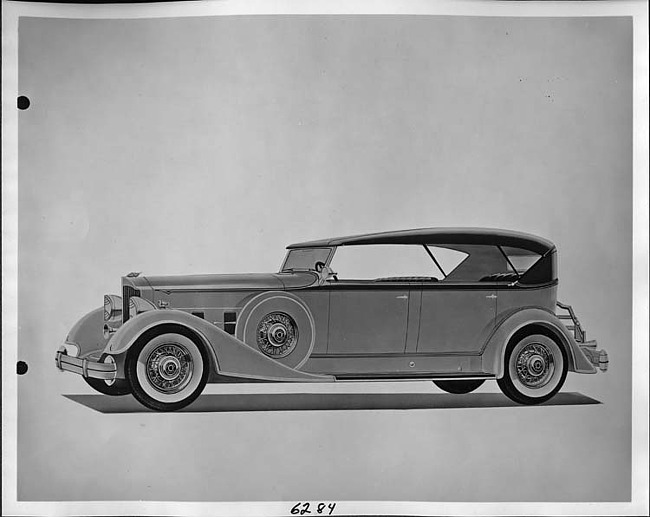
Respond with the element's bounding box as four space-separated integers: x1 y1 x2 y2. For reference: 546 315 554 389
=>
314 261 338 281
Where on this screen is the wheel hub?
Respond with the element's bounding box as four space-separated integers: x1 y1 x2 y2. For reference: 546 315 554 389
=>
257 312 298 358
268 323 288 346
527 354 546 375
158 356 182 380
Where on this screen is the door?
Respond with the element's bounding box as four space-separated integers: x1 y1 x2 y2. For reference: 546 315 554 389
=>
417 287 497 354
322 243 441 356
327 283 410 355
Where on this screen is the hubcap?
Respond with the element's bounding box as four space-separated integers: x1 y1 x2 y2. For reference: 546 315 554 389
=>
257 313 298 358
145 343 193 394
515 342 555 388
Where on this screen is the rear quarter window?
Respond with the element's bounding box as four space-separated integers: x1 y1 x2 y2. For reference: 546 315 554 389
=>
501 246 542 274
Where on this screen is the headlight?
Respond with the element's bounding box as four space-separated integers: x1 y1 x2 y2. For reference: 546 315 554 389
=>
104 295 122 322
128 296 157 319
61 342 79 357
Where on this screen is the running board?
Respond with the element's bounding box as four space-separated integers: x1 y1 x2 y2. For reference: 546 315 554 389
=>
333 373 495 382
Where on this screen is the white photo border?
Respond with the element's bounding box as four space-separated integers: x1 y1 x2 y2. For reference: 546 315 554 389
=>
2 1 648 515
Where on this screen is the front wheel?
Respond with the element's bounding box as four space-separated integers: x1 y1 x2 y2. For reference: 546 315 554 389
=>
497 334 567 405
126 332 209 412
85 377 131 396
434 379 485 394
84 354 131 396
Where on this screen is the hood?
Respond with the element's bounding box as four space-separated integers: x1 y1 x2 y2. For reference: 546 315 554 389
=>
137 272 318 292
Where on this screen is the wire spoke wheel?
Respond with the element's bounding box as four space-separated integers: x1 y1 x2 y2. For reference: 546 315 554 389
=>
127 329 209 411
256 312 298 358
498 333 567 405
514 342 555 389
145 343 194 394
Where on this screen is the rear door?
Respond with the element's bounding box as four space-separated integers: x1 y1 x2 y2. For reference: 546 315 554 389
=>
417 287 496 354
416 244 510 354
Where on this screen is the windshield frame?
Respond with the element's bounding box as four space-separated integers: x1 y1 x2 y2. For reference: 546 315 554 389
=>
280 247 334 272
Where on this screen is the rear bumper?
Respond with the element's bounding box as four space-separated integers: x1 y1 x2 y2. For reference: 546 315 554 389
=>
579 340 609 372
55 347 116 380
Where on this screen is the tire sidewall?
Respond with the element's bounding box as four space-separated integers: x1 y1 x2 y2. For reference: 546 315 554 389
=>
500 334 567 404
126 331 209 411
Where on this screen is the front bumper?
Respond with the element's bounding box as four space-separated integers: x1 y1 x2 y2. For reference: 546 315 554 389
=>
579 340 609 372
55 347 117 380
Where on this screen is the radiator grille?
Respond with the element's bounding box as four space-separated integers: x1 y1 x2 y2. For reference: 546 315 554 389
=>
122 285 140 324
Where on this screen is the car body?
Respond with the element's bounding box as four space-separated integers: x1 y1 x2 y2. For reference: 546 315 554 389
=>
55 227 608 411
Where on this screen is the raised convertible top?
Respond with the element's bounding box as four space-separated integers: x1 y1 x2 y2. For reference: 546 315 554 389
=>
287 227 555 255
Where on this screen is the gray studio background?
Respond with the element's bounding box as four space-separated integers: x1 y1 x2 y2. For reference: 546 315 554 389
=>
17 15 631 501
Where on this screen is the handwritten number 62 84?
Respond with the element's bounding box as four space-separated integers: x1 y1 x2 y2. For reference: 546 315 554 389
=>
290 502 336 515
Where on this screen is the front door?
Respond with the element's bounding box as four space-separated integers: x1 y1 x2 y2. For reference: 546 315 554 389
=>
417 287 496 354
326 283 410 355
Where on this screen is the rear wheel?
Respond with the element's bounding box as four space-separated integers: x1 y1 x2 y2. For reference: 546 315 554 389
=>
126 332 209 412
497 334 567 405
434 379 485 394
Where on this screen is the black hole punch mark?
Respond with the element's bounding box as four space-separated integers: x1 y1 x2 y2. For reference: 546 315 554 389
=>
17 96 31 110
17 361 28 375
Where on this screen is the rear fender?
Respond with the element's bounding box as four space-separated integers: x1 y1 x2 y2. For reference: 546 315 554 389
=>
104 309 332 382
482 307 596 378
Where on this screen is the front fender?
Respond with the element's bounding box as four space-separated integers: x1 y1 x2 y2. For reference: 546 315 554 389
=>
65 307 109 358
482 307 596 377
104 309 333 383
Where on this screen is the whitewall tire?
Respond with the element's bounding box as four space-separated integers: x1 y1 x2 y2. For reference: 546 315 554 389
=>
126 331 209 412
497 334 567 405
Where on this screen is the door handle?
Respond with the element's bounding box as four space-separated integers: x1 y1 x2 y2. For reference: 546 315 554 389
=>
485 294 497 299
396 295 408 300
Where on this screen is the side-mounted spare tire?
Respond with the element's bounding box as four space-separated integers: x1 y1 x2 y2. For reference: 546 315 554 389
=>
126 329 210 412
236 292 315 370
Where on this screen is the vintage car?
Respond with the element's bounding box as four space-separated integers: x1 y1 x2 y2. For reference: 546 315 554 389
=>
55 228 608 411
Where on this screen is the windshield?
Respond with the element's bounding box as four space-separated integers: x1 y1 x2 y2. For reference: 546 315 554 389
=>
281 248 332 272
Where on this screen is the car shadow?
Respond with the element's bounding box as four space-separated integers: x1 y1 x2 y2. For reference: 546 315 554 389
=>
63 391 601 414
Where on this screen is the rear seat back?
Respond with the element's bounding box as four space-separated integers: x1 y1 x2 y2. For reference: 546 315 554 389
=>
480 272 519 282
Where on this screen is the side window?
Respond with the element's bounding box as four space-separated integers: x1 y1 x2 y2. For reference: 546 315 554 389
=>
442 245 511 282
329 245 441 280
501 246 542 274
426 246 468 277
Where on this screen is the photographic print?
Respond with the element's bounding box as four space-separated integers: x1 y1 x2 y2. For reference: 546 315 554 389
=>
2 1 647 515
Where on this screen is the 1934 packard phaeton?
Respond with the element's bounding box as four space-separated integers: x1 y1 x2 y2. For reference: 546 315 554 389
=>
56 228 608 411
